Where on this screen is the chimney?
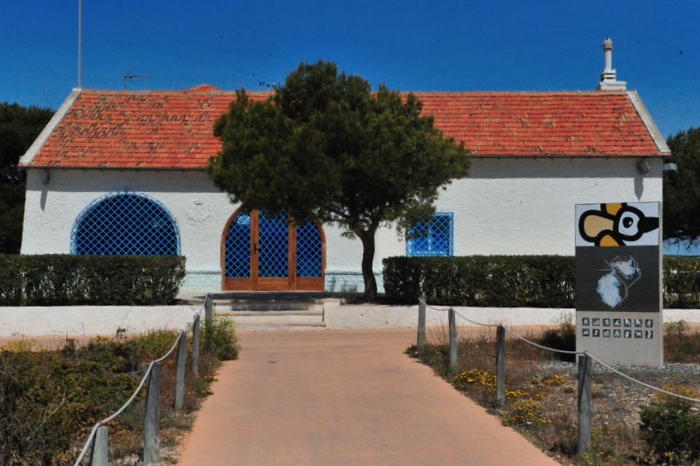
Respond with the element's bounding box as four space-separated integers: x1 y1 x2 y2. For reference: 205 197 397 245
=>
597 38 627 90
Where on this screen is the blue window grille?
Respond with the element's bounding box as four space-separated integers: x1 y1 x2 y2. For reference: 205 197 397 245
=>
407 212 454 256
71 192 180 255
258 211 289 278
296 221 322 278
224 211 251 278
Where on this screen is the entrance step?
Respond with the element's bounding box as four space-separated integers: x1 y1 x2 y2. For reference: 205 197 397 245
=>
212 298 326 332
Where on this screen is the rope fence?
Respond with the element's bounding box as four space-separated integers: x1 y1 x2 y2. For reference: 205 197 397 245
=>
73 312 204 466
416 296 700 454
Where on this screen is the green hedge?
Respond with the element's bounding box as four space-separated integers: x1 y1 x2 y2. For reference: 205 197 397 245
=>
382 256 575 307
0 255 186 306
383 255 700 309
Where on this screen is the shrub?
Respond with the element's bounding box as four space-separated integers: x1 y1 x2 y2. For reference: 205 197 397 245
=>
203 316 240 361
639 384 700 464
384 255 700 309
665 257 700 308
0 341 140 464
0 321 237 464
537 315 576 362
0 254 185 306
382 255 575 307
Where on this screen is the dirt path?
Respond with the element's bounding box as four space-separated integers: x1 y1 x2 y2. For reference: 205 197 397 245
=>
177 328 560 466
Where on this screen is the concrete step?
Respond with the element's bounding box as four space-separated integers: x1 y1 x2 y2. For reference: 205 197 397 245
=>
214 300 326 331
232 322 327 332
215 309 323 317
214 302 317 312
218 313 324 326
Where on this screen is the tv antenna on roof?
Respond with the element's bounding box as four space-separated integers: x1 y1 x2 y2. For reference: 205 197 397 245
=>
124 74 152 90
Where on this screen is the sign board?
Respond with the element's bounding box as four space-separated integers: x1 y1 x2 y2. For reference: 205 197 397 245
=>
575 202 663 367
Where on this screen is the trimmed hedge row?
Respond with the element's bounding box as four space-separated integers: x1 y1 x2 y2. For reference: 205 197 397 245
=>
383 255 700 309
0 255 186 306
382 256 575 307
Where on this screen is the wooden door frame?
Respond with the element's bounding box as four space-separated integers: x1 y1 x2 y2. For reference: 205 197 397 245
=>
221 208 326 291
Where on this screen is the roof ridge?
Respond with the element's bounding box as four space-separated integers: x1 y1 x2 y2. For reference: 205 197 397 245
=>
63 87 633 97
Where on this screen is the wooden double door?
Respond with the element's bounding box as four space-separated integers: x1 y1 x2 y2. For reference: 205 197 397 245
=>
222 209 325 291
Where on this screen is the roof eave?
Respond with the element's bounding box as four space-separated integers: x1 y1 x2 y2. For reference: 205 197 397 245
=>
626 90 671 155
19 89 82 167
24 165 208 171
469 153 669 159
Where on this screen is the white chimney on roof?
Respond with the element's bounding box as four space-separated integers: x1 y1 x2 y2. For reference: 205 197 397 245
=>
597 38 627 90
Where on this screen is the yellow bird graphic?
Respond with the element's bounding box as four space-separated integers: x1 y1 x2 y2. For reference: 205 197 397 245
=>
579 203 659 247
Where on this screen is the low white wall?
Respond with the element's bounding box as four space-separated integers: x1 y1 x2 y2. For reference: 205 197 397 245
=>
324 305 577 329
0 305 202 337
325 306 700 330
1 304 695 337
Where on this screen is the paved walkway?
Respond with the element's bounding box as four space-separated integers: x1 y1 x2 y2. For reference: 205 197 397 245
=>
177 329 561 466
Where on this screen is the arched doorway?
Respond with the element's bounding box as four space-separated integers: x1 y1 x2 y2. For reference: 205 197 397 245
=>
221 209 325 291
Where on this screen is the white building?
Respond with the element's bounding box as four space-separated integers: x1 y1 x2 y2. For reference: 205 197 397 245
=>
19 41 670 292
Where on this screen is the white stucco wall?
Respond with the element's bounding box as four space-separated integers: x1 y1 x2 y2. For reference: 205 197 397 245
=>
21 157 663 292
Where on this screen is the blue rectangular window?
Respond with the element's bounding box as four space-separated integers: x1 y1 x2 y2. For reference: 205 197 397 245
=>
407 212 454 256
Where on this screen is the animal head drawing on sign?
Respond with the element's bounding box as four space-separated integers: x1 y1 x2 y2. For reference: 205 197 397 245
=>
577 203 659 247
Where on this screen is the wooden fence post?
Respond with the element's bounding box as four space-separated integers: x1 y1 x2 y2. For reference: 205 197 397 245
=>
417 294 426 352
143 363 161 464
204 293 213 322
192 314 201 377
577 353 592 455
204 293 213 347
449 308 458 374
89 425 109 466
174 332 187 410
495 325 506 406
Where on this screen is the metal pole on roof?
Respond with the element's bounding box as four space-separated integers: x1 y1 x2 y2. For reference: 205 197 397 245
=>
77 0 82 89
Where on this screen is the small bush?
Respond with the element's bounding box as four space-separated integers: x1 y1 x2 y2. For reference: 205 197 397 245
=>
664 257 700 308
203 316 240 361
0 254 185 306
537 316 577 362
639 384 700 464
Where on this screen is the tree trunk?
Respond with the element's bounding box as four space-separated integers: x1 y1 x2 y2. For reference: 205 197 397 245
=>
359 230 378 301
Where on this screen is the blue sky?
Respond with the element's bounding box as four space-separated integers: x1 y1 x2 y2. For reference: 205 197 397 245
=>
1 0 698 138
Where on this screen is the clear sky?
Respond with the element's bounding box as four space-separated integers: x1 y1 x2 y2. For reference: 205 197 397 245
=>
1 0 698 138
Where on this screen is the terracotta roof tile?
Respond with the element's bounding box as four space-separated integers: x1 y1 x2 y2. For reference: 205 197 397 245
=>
24 87 667 169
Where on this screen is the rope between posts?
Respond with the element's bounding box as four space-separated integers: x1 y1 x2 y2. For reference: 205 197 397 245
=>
453 310 499 328
418 297 450 312
418 299 700 405
73 328 187 465
588 353 700 404
500 325 700 404
501 325 582 355
418 298 498 327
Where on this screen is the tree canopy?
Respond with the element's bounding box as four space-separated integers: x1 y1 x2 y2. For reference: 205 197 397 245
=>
0 102 54 253
209 61 470 299
663 126 700 244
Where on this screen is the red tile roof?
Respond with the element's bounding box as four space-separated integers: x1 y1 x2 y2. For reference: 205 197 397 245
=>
22 86 668 169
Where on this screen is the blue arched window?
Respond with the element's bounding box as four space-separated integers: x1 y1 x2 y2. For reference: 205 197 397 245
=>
71 192 180 255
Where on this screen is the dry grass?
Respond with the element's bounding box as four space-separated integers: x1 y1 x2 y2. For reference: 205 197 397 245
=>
414 322 700 466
